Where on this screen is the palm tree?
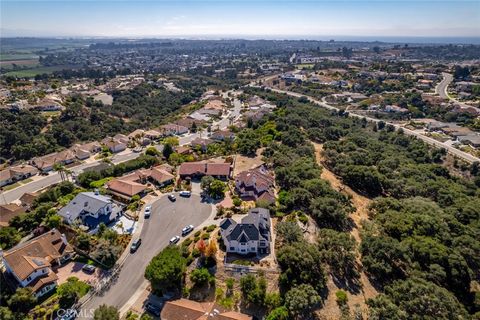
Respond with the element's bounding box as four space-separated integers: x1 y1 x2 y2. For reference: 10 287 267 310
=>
53 163 66 181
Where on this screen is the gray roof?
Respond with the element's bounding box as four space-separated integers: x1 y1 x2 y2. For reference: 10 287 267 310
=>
222 208 270 243
58 192 112 221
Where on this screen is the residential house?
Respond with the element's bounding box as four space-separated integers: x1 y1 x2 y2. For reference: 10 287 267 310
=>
58 191 123 230
160 124 189 136
138 167 175 187
426 121 449 132
113 134 129 144
31 99 64 112
190 137 215 152
128 129 145 140
246 96 266 109
175 146 192 155
161 299 252 320
204 99 225 111
144 129 162 141
220 208 271 255
106 173 149 201
102 137 127 153
384 105 409 113
235 166 275 204
0 203 26 227
211 130 235 142
179 162 231 180
458 134 480 148
174 118 206 130
2 229 74 297
32 150 76 172
197 107 222 117
0 164 38 187
71 141 102 160
19 192 40 210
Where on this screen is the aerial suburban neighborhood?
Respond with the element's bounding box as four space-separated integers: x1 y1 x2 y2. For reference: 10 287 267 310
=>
1 1 480 319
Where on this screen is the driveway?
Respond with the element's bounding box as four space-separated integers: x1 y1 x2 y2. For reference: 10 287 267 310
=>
55 262 103 286
78 194 213 317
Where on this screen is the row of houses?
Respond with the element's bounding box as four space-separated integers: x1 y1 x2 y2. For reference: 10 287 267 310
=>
427 121 480 148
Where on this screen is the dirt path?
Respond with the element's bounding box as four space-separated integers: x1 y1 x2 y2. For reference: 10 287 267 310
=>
312 142 378 319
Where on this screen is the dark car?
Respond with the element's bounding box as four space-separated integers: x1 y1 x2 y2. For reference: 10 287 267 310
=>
145 302 162 317
168 194 176 202
130 238 142 253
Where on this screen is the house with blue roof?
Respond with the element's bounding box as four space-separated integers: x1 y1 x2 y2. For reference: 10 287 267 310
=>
58 191 123 232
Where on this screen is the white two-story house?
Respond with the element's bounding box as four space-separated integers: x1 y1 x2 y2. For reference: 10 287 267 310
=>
219 208 271 255
1 229 74 297
58 191 123 231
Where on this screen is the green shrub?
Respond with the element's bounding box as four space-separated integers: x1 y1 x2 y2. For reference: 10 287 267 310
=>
201 232 210 240
182 238 193 247
336 290 348 306
192 248 201 257
206 225 216 232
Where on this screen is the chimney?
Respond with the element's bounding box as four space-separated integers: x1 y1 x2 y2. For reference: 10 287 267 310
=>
94 189 100 196
61 233 68 245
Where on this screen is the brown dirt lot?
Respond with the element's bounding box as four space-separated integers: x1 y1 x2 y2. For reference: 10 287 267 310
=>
312 142 378 319
233 148 265 176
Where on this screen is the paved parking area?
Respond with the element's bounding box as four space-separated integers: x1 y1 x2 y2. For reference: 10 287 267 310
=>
55 261 103 285
113 215 137 234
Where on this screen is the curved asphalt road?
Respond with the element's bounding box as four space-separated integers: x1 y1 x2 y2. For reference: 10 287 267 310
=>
79 194 212 316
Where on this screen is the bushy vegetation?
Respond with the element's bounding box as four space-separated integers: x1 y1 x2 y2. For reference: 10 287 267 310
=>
145 246 186 295
77 154 159 187
246 88 479 317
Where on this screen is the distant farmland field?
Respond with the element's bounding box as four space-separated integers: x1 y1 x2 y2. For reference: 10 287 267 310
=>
0 59 40 69
1 65 72 77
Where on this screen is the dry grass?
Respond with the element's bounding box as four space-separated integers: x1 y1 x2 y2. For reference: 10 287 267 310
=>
312 142 378 319
233 148 265 176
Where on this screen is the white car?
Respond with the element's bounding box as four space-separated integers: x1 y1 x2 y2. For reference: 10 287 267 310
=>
144 205 152 218
182 225 194 236
169 236 180 244
179 190 191 197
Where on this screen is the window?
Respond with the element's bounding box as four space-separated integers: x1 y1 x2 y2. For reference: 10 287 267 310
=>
42 269 46 273
230 247 235 251
27 276 31 281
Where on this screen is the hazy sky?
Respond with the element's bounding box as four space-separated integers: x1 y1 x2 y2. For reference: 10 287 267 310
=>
1 0 479 38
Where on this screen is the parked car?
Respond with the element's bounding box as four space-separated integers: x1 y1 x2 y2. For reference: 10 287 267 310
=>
181 225 194 236
169 236 180 244
168 194 176 202
58 308 77 320
179 190 191 197
82 264 96 274
145 302 162 317
144 205 152 218
130 238 142 252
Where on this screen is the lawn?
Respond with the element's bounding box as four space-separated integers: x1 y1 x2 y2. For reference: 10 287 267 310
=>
2 182 21 191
